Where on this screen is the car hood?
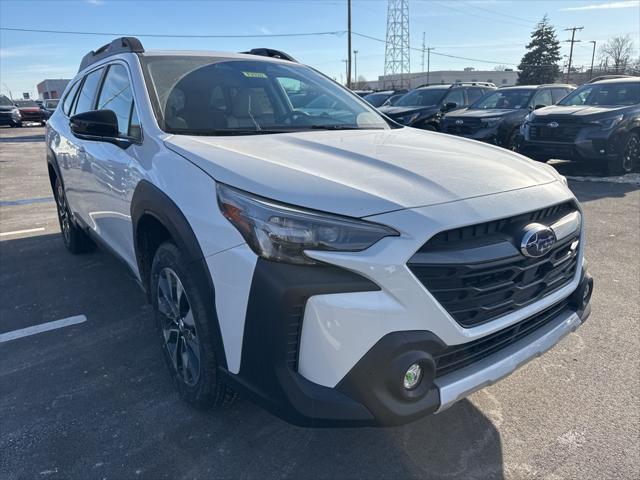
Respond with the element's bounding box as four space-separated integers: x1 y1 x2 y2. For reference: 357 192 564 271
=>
165 128 558 218
379 106 437 117
532 104 632 118
444 108 517 119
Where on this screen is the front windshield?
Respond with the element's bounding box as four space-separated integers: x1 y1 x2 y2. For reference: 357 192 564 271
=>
15 100 38 107
471 89 533 110
0 95 13 107
394 89 447 107
363 92 391 107
558 81 640 106
141 56 389 135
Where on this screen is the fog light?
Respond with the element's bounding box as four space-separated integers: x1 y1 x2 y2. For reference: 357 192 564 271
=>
403 363 422 390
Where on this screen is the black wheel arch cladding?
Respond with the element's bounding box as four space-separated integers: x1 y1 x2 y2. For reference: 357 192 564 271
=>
130 179 228 369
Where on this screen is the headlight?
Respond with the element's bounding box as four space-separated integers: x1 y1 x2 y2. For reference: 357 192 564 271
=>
216 183 399 265
480 117 501 128
591 114 623 130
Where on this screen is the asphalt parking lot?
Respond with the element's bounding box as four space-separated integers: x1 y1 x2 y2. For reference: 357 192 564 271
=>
1 125 639 480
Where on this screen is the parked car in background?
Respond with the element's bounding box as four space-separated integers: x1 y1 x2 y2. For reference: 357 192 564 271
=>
362 90 407 108
441 84 574 150
520 77 640 175
379 82 496 130
352 89 374 97
14 99 46 125
41 99 60 120
0 94 22 127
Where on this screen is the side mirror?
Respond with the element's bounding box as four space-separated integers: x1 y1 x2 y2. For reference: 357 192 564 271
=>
443 102 458 112
70 110 129 147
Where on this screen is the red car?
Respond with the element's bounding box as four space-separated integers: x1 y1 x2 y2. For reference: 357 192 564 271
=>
13 99 46 125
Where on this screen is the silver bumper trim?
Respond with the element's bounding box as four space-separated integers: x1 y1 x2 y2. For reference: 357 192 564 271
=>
434 309 582 412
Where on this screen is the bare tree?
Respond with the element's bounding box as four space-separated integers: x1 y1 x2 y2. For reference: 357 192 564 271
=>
352 75 370 90
599 35 635 72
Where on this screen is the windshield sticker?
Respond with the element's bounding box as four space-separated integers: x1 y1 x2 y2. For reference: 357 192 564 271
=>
242 71 267 79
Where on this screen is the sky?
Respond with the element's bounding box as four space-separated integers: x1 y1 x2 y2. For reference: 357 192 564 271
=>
1 0 639 98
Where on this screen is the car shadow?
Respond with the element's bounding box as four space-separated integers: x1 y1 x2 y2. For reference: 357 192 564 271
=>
1 233 505 479
0 134 45 143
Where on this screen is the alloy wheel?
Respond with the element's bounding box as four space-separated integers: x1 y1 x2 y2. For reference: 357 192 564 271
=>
622 134 639 173
157 267 201 386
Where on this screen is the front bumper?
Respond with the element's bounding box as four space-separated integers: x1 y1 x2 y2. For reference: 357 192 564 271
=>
211 182 589 427
520 124 618 162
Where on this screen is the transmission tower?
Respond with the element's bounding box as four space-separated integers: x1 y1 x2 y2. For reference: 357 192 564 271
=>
384 0 411 89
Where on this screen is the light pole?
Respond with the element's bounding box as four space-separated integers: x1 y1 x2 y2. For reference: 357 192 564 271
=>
589 40 597 80
342 59 349 87
353 50 359 87
347 0 352 89
426 47 434 86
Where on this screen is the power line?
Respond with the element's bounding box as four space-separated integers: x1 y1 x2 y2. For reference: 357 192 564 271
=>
0 26 346 38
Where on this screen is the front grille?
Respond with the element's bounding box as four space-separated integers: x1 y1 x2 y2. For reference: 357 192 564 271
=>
445 119 482 135
408 202 580 328
434 300 570 378
529 118 582 143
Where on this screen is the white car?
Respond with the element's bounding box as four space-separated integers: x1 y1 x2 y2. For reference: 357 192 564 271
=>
46 38 593 426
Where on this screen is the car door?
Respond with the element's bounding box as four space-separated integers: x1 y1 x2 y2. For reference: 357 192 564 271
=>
57 67 105 220
78 62 142 271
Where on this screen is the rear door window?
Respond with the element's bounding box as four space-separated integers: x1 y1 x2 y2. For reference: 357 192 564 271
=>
62 80 81 116
74 68 104 114
465 87 485 105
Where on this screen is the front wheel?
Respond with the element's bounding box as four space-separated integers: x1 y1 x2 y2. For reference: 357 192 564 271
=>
505 130 521 152
151 242 236 409
10 121 22 128
608 132 639 175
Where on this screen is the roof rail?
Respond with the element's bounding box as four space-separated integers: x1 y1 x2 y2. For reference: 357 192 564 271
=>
241 48 297 62
78 37 144 72
453 81 496 88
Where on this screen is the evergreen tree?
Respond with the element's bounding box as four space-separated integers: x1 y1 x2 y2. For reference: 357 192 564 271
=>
517 15 561 85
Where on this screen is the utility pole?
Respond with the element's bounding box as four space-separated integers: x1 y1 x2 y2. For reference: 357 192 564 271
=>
588 40 597 80
564 26 583 83
353 50 359 87
347 0 352 89
426 47 435 85
342 59 349 87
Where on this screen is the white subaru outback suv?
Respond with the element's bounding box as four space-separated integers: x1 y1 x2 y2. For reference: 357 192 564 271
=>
46 38 593 427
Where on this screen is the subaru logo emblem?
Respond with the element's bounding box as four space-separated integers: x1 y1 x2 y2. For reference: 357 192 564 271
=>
547 121 559 128
520 224 556 258
455 119 464 125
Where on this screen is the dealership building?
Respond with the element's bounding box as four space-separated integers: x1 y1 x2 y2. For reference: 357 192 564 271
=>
37 79 71 100
368 70 520 90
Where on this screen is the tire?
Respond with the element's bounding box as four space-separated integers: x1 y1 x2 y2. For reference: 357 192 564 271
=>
54 177 94 253
608 132 639 175
505 130 521 152
10 121 22 128
151 241 236 409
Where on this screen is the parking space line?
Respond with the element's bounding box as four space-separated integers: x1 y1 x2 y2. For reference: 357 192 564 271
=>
0 315 87 343
0 197 54 207
0 227 46 237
